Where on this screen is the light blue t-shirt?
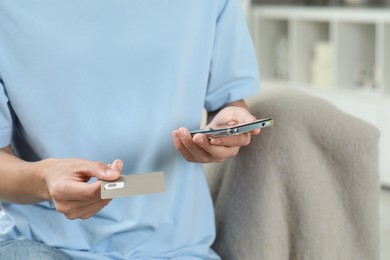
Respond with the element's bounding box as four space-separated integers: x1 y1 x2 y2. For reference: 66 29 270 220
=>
0 1 259 259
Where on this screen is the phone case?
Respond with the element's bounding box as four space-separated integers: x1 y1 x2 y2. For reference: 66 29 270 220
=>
190 118 273 137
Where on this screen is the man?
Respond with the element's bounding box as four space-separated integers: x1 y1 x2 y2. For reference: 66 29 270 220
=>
0 0 260 259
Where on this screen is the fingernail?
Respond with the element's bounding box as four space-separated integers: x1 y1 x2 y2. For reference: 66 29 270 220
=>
226 121 237 126
118 160 123 170
105 168 116 176
111 160 118 169
194 136 204 145
179 129 187 139
172 131 179 141
211 138 222 145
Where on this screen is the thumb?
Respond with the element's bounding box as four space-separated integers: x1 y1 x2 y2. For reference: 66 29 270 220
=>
96 159 123 181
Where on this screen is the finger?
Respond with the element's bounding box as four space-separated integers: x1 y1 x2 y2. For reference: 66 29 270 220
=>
77 199 111 220
172 130 200 162
51 179 102 202
101 159 122 180
63 199 111 220
251 128 261 135
178 129 217 163
68 159 120 181
53 181 107 214
173 128 240 163
192 134 240 162
109 159 124 171
209 132 252 147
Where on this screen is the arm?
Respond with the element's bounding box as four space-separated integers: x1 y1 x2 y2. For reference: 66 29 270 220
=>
0 145 49 204
171 0 260 163
172 100 260 163
0 145 122 219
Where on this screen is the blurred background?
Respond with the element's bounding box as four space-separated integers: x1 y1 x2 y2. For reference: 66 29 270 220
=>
243 1 390 259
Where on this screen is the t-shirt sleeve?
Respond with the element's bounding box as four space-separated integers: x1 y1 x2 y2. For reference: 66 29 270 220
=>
205 0 260 112
0 77 13 148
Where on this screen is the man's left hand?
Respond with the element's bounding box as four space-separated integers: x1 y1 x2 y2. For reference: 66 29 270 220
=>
172 103 260 163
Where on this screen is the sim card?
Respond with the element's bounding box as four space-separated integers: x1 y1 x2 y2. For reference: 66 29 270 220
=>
101 171 165 199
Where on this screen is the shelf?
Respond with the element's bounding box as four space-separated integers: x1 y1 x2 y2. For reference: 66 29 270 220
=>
292 20 331 87
253 18 289 81
337 22 376 90
253 6 390 94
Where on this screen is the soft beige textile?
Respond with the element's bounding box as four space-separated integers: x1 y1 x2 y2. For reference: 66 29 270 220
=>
206 87 380 260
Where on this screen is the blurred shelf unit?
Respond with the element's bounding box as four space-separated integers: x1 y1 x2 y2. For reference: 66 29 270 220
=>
251 6 390 186
252 6 390 95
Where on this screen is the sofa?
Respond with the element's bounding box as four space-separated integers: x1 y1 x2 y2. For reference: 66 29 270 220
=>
206 87 381 260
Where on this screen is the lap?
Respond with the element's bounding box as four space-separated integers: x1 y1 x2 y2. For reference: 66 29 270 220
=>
0 240 71 260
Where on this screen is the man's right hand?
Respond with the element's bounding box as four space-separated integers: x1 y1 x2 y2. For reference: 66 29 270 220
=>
0 146 122 219
42 158 122 220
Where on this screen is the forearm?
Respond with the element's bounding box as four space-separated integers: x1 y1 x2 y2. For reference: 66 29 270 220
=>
0 145 51 204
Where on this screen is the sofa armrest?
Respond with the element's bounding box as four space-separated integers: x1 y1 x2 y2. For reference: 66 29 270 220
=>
206 87 380 260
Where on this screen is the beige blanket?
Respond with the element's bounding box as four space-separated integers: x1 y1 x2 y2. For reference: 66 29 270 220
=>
206 87 380 260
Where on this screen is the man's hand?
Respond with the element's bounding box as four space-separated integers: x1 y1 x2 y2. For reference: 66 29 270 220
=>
172 102 260 163
43 158 122 220
0 145 123 220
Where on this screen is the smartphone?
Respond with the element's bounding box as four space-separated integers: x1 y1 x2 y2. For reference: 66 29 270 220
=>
190 117 273 137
